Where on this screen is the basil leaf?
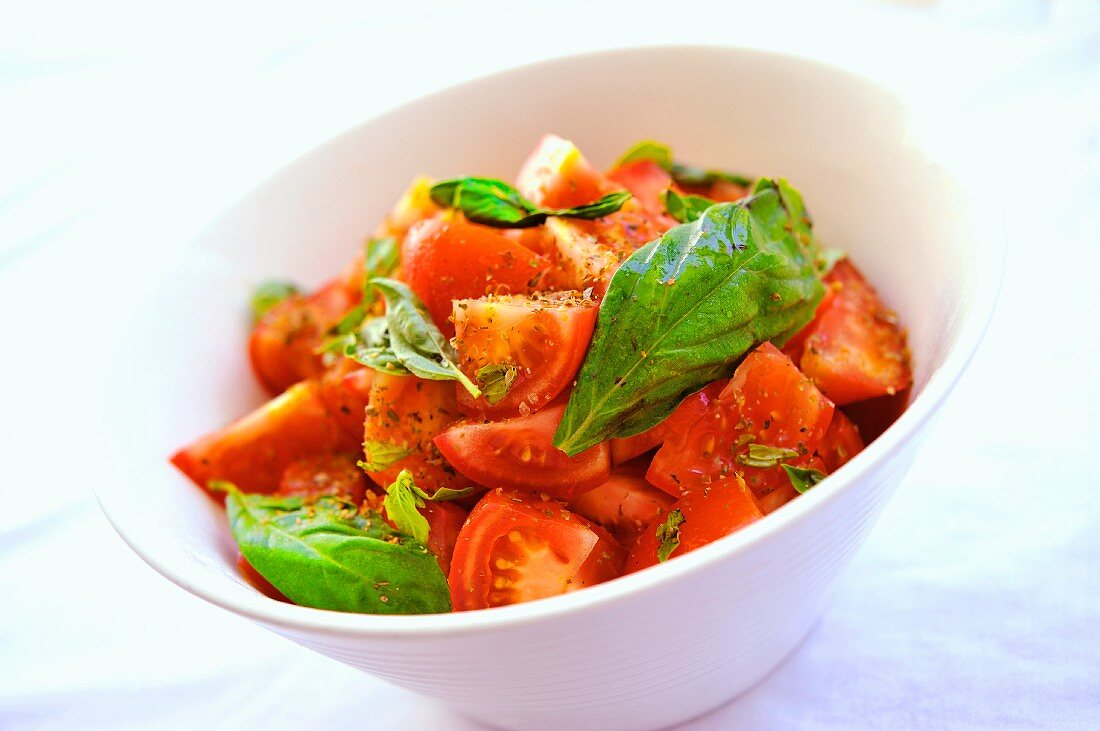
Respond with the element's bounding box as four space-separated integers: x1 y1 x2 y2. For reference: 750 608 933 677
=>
382 470 430 545
369 278 482 397
655 509 685 563
736 443 800 469
661 189 715 224
615 140 673 171
415 485 475 501
429 177 631 228
476 363 518 405
344 316 411 374
360 440 411 472
782 464 827 494
225 487 450 614
553 180 824 455
670 163 753 189
250 280 300 323
363 236 400 302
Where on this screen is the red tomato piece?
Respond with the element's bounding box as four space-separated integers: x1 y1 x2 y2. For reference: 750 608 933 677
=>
237 552 289 602
448 489 625 610
434 402 611 500
316 360 375 443
647 343 835 514
249 278 359 394
453 291 597 418
798 260 912 405
401 216 551 336
516 134 616 209
419 501 467 575
841 389 910 443
610 380 728 466
277 453 368 503
568 463 675 546
627 475 762 573
170 381 357 495
361 373 472 494
816 410 865 473
607 159 678 226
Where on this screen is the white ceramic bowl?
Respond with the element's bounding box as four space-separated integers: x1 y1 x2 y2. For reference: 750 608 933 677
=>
96 46 1002 731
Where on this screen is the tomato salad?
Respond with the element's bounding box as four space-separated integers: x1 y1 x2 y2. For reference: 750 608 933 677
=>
171 135 912 615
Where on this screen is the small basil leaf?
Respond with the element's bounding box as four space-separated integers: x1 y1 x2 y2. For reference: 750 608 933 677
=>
382 470 430 545
782 464 827 494
555 191 633 220
360 440 412 472
430 177 631 228
553 180 825 455
414 485 475 502
615 140 673 171
250 280 300 323
370 278 482 397
670 163 753 189
476 363 519 405
225 487 450 614
661 189 716 224
735 444 800 469
363 236 400 302
344 316 411 375
655 508 685 563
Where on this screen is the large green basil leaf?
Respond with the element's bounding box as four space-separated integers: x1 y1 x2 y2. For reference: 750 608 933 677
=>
552 179 824 455
226 489 451 614
429 177 630 228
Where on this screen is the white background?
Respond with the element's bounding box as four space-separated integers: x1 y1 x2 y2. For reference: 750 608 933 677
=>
1 1 1097 729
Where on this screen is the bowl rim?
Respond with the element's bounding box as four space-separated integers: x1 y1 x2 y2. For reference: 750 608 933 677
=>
96 42 1005 639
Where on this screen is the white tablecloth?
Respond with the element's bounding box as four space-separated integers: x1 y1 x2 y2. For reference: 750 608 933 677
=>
2 2 1097 728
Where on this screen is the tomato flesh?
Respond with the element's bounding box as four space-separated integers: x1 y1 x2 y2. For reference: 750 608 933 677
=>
316 360 375 443
797 260 912 405
610 380 727 466
434 402 611 500
628 475 762 572
277 453 367 503
453 292 597 418
361 373 472 494
817 410 865 473
171 381 356 495
448 489 625 610
516 134 615 209
401 216 550 336
568 464 675 546
647 343 835 514
607 159 677 226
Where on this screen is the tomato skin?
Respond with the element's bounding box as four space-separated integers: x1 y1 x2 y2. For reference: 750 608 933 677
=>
401 216 550 336
516 134 614 208
448 489 625 610
316 360 375 443
249 278 358 394
841 389 909 443
453 292 597 419
647 343 834 514
171 380 357 495
277 453 368 503
419 501 467 575
434 402 611 500
568 464 675 546
607 159 677 226
797 260 912 405
627 475 762 573
610 380 728 466
237 552 289 602
817 410 865 473
361 373 472 494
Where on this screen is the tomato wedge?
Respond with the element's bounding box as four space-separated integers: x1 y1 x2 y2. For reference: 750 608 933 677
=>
453 291 597 418
568 463 675 546
277 453 368 503
434 402 611 500
516 134 616 209
610 380 728 466
647 343 835 514
171 380 356 495
796 260 912 405
627 475 762 573
607 159 677 225
249 278 358 394
401 216 550 336
816 410 865 473
361 373 472 494
316 360 375 443
448 489 625 610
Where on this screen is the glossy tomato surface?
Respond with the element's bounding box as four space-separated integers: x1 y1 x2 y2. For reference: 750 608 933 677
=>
453 291 597 418
316 360 375 442
401 216 549 336
516 134 616 209
628 475 763 572
171 381 356 495
647 343 835 514
798 260 912 405
610 380 727 466
816 409 865 473
568 463 675 546
448 489 625 610
606 159 677 225
277 453 368 503
434 402 611 500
